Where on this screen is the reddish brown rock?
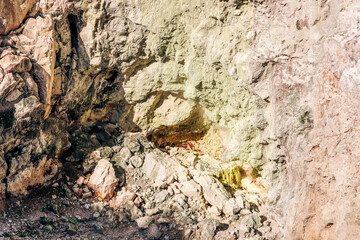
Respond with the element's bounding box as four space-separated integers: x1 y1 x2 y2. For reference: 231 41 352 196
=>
88 159 118 200
0 0 37 35
0 54 32 73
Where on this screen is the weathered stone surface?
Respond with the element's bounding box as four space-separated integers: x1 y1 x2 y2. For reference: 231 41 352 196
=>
141 150 188 183
109 189 136 210
0 0 37 35
251 0 360 238
0 54 32 73
7 157 59 196
0 0 358 239
197 219 221 240
88 159 118 200
136 216 153 229
193 173 231 211
147 224 162 240
180 180 203 201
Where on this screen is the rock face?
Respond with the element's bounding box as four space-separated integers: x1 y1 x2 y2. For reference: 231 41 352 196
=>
0 0 359 239
252 0 360 239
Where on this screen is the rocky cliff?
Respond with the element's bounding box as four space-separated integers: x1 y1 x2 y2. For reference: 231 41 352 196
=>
0 0 359 239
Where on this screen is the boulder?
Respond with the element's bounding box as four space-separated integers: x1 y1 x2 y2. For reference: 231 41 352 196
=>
88 159 118 200
193 173 231 211
141 150 189 183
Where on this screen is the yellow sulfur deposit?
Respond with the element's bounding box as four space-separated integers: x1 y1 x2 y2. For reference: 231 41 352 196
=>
215 166 243 189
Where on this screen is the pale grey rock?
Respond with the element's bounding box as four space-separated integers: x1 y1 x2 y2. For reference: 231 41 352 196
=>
193 173 231 211
223 198 241 216
0 54 32 73
154 190 168 203
128 202 144 220
109 190 136 210
123 136 141 153
112 147 132 166
241 212 262 229
136 216 153 229
207 206 221 217
147 224 162 240
198 219 221 240
141 151 189 183
180 180 203 201
129 154 144 168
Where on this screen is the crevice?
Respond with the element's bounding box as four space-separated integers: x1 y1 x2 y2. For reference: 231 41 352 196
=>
68 14 79 55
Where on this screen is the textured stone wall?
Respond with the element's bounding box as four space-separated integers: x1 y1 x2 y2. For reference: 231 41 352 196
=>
0 0 359 238
252 0 360 238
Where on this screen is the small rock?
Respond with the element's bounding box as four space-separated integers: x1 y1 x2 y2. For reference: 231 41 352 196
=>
170 183 181 194
172 202 184 212
97 146 114 158
0 54 32 73
173 194 188 206
146 208 159 216
43 225 53 233
93 223 104 233
109 190 136 210
154 190 169 203
136 216 153 229
223 198 241 216
72 186 82 197
198 219 221 240
157 217 171 224
141 151 188 184
241 212 262 228
93 212 101 218
124 136 141 153
154 180 167 189
128 202 143 220
180 180 203 201
66 223 77 236
92 202 106 212
234 191 244 209
82 192 92 198
112 145 122 153
167 187 174 196
105 210 118 225
83 186 90 193
134 196 143 207
240 209 251 216
147 224 162 239
76 176 85 186
130 154 144 168
207 206 221 217
183 229 193 240
193 174 231 211
112 147 132 165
